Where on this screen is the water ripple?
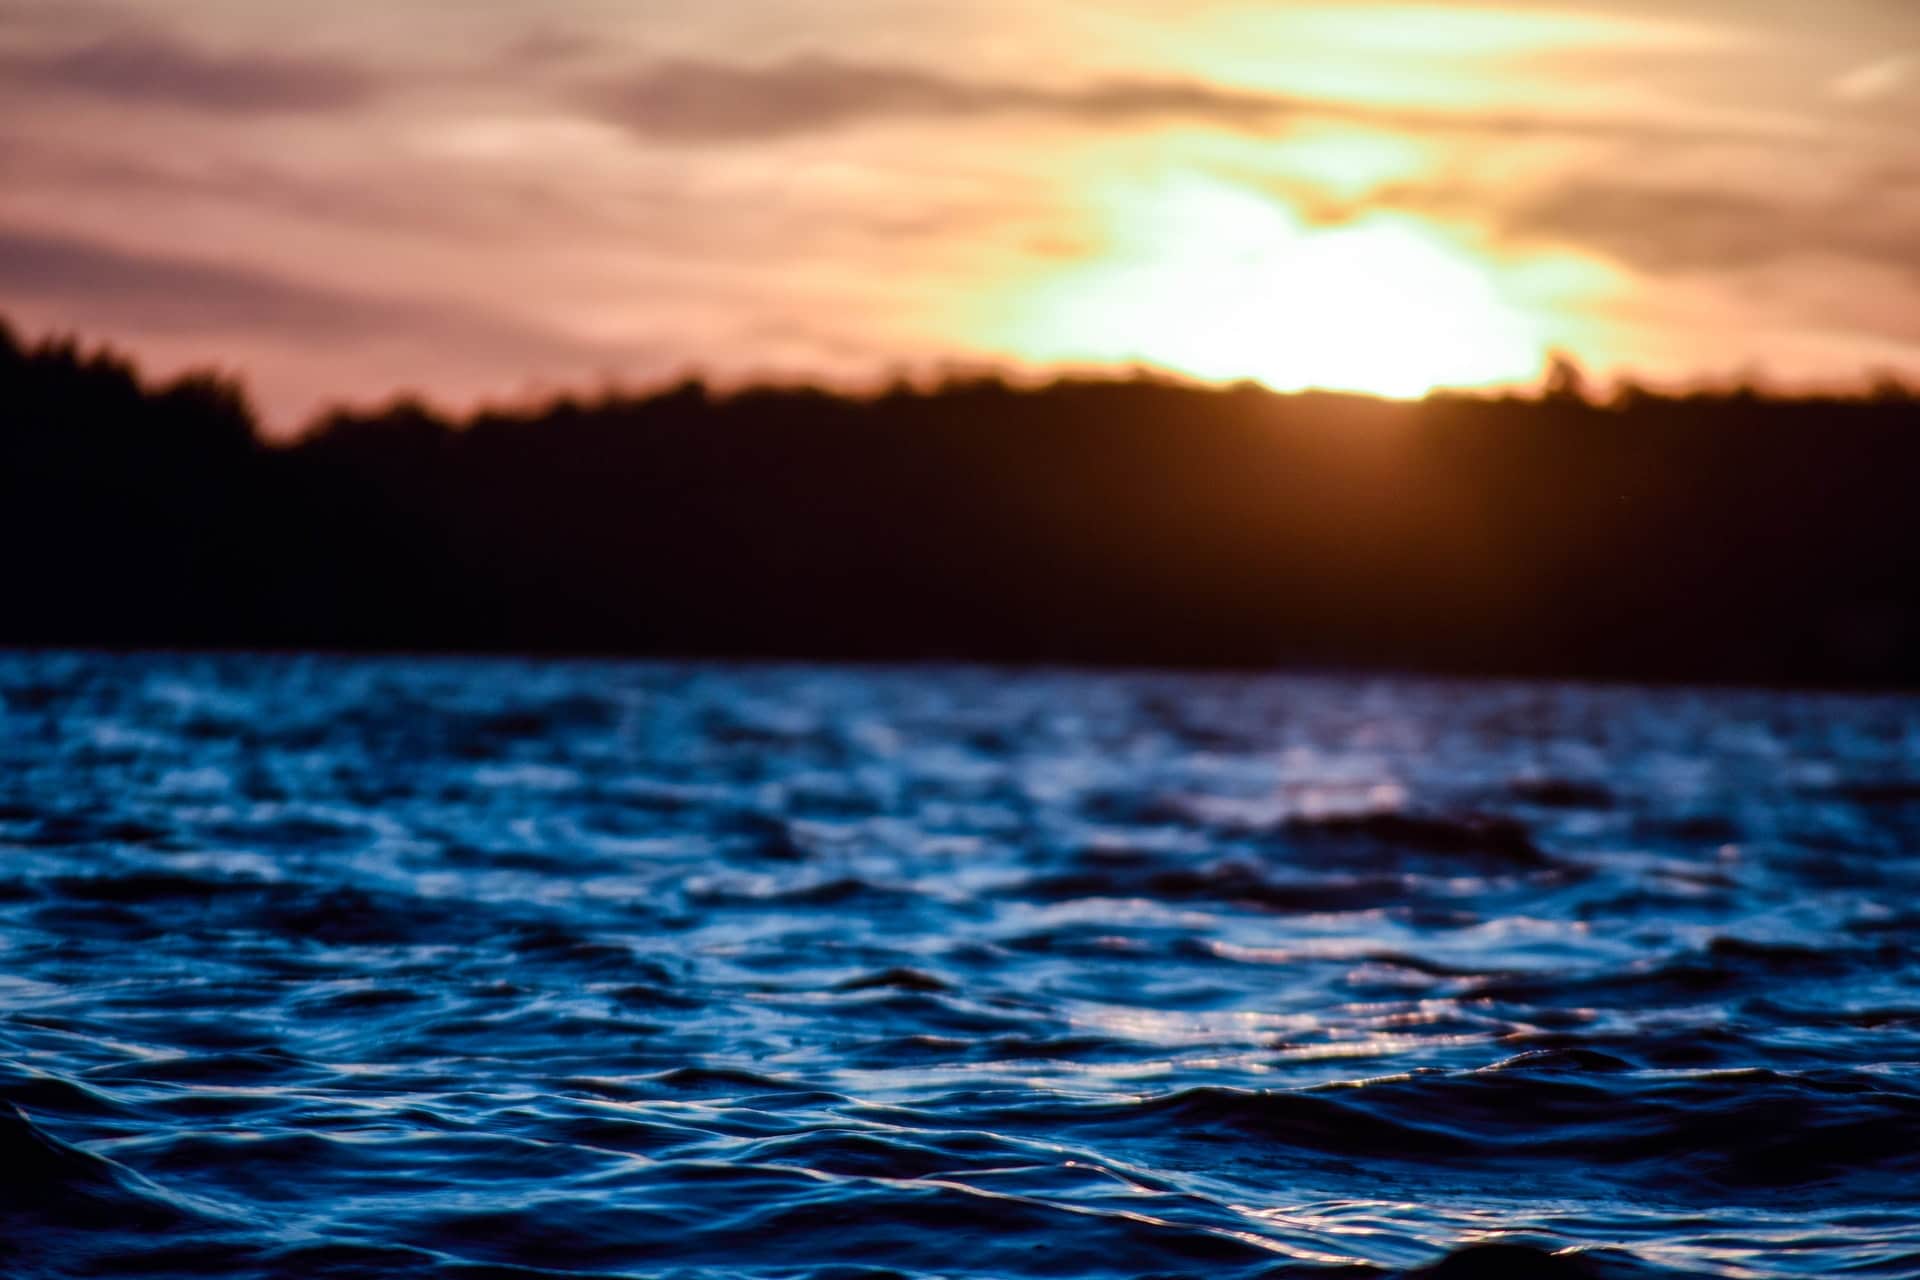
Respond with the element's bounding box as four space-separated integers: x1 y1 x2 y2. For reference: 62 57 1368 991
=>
1 654 1917 1277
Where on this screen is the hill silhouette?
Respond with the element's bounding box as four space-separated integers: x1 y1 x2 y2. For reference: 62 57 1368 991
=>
2 316 1916 683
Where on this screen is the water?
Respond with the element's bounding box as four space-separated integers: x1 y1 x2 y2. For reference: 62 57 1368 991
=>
3 653 1919 1279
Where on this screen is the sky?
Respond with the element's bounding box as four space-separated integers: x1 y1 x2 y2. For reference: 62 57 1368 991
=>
1 0 1916 432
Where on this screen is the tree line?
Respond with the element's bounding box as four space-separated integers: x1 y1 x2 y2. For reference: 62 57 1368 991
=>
3 317 1916 684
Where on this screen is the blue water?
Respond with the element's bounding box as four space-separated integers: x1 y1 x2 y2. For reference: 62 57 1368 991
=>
3 654 1919 1279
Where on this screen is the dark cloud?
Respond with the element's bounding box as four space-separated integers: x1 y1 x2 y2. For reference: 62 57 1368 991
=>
1236 160 1920 285
0 30 376 113
586 56 1053 141
584 56 1370 141
578 55 1385 141
0 225 374 333
1499 179 1920 277
0 224 618 366
582 53 1796 148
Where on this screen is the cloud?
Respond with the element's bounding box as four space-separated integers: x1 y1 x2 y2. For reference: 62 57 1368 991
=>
580 52 1803 152
1497 179 1920 278
579 56 1267 142
0 0 121 32
585 56 980 141
0 223 617 365
1832 53 1915 102
0 225 378 333
0 30 376 113
0 131 504 240
497 23 602 70
1253 161 1920 287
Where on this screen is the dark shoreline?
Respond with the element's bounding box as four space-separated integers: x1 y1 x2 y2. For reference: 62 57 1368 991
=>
6 318 1917 687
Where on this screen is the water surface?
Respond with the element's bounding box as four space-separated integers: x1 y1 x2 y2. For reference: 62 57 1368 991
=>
3 654 1918 1278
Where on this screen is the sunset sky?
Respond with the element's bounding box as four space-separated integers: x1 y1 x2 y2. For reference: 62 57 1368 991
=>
2 0 1916 432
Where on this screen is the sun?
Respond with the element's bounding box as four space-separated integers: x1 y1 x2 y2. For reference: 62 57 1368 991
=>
986 172 1549 398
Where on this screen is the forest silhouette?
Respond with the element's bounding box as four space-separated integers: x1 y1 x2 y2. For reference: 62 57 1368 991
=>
2 316 1916 684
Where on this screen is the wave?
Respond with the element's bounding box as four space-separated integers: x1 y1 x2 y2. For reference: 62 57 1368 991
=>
4 657 1919 1277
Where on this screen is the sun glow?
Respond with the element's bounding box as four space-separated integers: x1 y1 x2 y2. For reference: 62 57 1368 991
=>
988 172 1551 398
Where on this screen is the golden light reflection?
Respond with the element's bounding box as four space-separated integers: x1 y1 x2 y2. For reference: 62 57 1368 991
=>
984 171 1567 399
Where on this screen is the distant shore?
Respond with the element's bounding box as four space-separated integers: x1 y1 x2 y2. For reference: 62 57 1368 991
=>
4 318 1916 686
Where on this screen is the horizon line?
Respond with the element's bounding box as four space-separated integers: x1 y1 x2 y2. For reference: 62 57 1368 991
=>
6 313 1917 445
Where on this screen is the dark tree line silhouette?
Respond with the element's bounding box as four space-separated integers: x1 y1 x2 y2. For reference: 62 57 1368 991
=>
2 315 1916 683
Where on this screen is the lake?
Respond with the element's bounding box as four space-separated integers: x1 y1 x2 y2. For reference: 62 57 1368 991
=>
2 653 1917 1278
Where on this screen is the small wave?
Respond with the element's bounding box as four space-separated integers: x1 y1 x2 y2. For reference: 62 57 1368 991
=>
0 1105 205 1229
6 657 1920 1278
835 968 952 993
